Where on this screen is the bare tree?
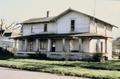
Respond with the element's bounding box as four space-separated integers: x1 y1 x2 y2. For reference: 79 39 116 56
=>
0 19 21 37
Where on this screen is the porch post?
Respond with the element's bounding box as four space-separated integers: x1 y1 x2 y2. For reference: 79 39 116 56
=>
16 39 19 51
14 39 17 52
39 39 41 51
36 39 39 51
96 39 100 53
24 39 28 52
105 38 107 53
14 39 17 49
62 38 65 52
69 39 73 52
48 39 51 52
78 38 82 52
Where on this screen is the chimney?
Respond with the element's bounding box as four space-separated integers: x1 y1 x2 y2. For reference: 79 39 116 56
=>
47 11 49 17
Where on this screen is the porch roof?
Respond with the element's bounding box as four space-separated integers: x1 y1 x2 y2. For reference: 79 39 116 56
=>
11 33 111 39
72 33 112 39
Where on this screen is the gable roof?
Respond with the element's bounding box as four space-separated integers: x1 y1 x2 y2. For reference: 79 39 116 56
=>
22 16 55 24
22 8 118 28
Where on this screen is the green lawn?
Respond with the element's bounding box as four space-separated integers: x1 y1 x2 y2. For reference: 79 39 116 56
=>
0 58 120 79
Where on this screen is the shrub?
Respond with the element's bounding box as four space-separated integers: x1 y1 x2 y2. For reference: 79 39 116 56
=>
93 53 104 62
0 47 14 59
28 52 47 59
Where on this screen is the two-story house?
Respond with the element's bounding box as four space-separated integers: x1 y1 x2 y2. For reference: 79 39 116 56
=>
13 9 117 60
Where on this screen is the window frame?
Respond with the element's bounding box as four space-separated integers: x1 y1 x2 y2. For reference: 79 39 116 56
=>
44 24 48 32
71 20 75 32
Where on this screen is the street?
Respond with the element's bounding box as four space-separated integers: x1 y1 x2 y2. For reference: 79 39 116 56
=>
0 67 88 79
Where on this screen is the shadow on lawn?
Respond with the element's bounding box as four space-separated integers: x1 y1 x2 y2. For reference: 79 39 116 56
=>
20 63 56 72
40 61 120 71
69 62 120 71
0 47 14 60
21 62 91 70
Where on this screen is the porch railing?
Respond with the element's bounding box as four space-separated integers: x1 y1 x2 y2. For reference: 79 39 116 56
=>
47 52 93 60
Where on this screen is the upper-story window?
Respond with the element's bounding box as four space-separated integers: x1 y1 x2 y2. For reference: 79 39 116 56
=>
31 26 33 33
44 24 47 32
71 20 75 32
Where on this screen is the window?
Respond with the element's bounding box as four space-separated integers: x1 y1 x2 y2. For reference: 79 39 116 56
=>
40 40 46 50
28 39 34 52
31 26 33 33
71 20 75 32
29 41 33 51
96 42 98 52
101 42 103 53
44 24 47 32
3 33 12 37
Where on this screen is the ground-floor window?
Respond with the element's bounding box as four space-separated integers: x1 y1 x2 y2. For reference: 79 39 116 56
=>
22 40 25 51
96 40 103 53
40 40 47 50
96 42 99 52
29 41 33 51
101 42 103 53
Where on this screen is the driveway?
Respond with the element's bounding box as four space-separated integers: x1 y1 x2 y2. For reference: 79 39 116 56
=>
0 67 88 79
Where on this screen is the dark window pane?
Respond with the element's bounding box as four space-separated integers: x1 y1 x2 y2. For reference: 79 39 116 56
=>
44 24 47 32
71 20 75 25
71 20 75 31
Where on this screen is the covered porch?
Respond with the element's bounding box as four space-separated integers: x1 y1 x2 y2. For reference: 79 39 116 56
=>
13 33 111 60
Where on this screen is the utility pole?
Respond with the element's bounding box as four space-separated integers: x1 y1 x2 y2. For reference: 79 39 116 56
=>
93 0 97 34
93 0 96 19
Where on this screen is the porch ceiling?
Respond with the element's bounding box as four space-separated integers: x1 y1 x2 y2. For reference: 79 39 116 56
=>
11 33 74 39
72 33 112 39
11 33 111 39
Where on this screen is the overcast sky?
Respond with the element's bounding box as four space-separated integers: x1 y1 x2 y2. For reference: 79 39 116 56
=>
0 0 120 39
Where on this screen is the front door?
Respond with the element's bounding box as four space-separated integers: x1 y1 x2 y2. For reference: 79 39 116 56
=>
51 40 56 52
28 40 33 52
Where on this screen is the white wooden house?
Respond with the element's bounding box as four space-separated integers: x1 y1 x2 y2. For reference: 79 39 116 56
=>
13 9 117 60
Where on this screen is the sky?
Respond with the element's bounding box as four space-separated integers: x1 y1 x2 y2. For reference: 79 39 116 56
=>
0 0 120 39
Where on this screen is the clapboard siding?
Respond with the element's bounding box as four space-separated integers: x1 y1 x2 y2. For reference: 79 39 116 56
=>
56 12 90 33
90 20 112 37
22 11 90 36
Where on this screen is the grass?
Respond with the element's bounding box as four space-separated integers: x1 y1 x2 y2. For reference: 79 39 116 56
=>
0 58 120 79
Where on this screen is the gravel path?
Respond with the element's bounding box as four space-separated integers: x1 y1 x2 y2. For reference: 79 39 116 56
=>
0 67 88 79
